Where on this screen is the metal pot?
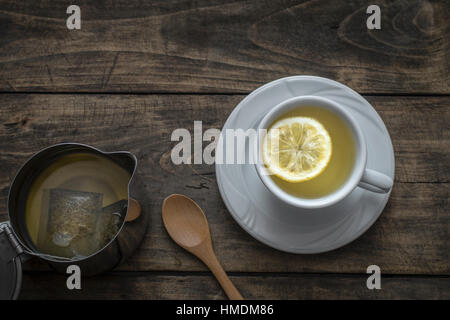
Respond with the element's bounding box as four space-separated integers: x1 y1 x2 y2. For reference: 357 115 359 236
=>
0 143 148 299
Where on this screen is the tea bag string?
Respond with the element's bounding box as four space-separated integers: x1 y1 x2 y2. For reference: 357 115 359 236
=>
20 247 79 262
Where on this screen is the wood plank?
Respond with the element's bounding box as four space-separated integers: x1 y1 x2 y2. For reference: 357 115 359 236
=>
0 0 448 94
0 94 448 275
18 272 450 300
0 95 447 183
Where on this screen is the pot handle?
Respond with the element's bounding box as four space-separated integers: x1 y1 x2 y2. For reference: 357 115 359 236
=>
125 198 141 222
0 222 24 300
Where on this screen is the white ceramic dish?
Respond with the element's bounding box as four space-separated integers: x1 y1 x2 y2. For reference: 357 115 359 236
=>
255 95 393 209
215 76 395 254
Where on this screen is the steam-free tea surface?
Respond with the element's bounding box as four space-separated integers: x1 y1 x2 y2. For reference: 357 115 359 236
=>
268 106 356 198
25 153 131 258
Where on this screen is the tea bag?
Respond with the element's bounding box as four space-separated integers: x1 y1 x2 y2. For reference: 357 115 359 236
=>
38 188 103 256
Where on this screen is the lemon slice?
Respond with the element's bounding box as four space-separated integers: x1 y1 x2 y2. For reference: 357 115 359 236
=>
262 117 332 182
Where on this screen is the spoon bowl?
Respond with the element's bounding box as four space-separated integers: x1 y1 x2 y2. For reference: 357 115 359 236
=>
162 194 209 248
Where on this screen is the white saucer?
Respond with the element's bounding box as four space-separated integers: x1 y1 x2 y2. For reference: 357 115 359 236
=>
215 76 395 254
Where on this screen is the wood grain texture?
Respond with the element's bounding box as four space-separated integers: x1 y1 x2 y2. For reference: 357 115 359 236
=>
18 272 450 300
0 94 448 275
0 0 448 93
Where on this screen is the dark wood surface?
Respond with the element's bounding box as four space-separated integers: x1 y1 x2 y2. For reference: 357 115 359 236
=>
0 0 448 94
0 0 448 299
19 272 450 300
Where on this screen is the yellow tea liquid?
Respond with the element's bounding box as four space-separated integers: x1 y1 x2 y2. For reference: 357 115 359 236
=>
269 106 356 198
25 153 131 258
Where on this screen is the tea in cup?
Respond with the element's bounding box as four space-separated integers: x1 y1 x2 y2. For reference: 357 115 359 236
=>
255 96 393 209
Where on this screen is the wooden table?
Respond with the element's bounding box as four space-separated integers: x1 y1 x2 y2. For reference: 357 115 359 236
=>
0 0 448 300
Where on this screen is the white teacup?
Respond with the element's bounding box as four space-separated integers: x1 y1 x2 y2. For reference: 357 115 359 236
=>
255 95 393 209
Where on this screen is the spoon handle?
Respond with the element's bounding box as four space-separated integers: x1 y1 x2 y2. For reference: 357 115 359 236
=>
203 253 243 300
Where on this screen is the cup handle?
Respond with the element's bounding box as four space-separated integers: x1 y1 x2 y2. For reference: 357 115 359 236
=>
358 169 393 194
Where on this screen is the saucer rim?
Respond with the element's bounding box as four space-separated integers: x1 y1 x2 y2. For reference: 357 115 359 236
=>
216 75 395 254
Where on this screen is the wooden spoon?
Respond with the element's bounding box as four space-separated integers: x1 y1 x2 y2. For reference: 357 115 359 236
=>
162 194 243 300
